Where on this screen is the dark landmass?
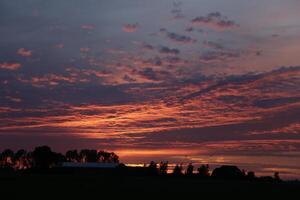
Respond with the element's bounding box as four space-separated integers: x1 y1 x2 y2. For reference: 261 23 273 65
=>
1 168 299 197
1 146 299 197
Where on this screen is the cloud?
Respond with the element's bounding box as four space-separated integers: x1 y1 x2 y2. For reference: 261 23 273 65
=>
80 47 91 53
164 31 197 44
171 1 184 19
138 68 160 81
191 12 238 30
142 57 163 66
123 23 139 33
17 48 32 57
158 46 180 55
81 24 95 31
141 43 180 55
141 43 155 50
0 62 21 70
203 41 224 50
185 27 194 32
199 51 240 62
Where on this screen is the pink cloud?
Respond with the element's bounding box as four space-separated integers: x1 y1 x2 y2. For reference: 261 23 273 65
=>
80 47 91 53
122 23 139 33
0 62 22 70
54 44 64 49
17 48 32 57
81 24 95 31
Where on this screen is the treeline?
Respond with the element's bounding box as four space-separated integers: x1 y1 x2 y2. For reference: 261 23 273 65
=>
0 146 283 182
136 161 282 182
0 146 119 170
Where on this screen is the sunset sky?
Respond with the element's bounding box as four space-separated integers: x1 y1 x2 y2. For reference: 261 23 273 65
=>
1 0 300 178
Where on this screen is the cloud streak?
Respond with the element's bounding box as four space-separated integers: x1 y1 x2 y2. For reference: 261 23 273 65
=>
0 62 21 70
191 12 238 30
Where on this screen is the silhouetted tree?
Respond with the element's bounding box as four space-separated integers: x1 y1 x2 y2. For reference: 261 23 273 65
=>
14 149 26 160
99 151 119 163
173 164 183 176
79 149 98 162
159 161 168 175
14 149 29 170
198 164 210 177
32 146 56 169
212 165 244 180
109 152 119 163
247 171 256 180
186 163 194 175
66 150 79 162
274 172 281 181
1 149 14 168
148 161 158 175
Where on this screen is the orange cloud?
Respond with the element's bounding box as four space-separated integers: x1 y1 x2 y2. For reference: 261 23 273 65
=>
0 62 21 70
123 23 139 33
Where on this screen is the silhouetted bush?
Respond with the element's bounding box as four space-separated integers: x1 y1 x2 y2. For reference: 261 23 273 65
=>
212 165 244 180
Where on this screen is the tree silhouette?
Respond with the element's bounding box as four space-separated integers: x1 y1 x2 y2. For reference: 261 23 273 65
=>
32 146 56 169
97 151 119 163
159 161 168 175
247 171 256 180
198 164 210 177
1 149 14 168
212 165 244 179
186 163 194 175
274 172 281 181
66 150 79 162
79 149 98 163
109 152 119 163
15 149 26 160
14 149 29 170
148 161 158 175
173 164 183 176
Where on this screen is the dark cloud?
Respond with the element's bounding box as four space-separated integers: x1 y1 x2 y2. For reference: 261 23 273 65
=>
164 31 197 44
141 43 180 55
199 50 240 62
185 27 194 32
158 46 180 55
203 41 224 50
142 43 155 50
143 56 163 66
136 67 171 82
182 66 300 101
254 96 300 108
138 68 160 81
191 12 238 30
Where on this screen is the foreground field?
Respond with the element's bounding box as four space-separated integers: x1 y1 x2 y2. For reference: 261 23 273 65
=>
1 170 299 197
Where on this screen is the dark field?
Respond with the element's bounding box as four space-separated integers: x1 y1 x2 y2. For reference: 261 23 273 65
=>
1 169 299 197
